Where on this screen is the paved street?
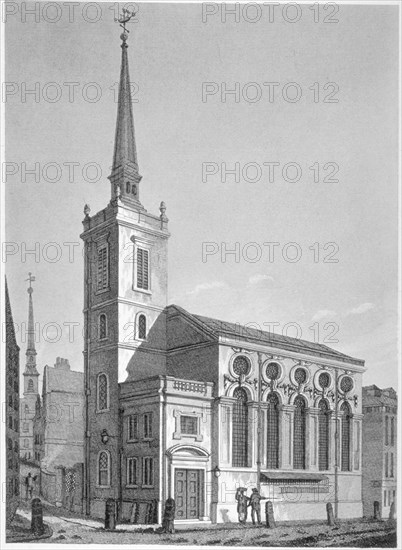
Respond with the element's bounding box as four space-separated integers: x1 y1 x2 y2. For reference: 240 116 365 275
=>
11 501 397 547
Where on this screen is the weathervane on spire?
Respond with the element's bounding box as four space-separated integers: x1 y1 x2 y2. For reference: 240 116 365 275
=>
115 8 137 41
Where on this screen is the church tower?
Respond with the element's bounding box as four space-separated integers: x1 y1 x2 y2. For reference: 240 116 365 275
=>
19 273 40 460
81 20 169 517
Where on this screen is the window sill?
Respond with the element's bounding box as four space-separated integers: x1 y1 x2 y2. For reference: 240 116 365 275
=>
99 338 109 343
126 485 138 489
132 287 152 296
173 432 203 442
96 408 110 414
142 485 155 489
127 439 139 443
95 288 110 296
143 437 154 442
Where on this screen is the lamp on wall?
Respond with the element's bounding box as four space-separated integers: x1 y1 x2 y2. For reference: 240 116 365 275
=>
210 466 221 478
100 429 109 444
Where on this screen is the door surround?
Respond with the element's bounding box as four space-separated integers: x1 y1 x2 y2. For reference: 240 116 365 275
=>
166 444 211 522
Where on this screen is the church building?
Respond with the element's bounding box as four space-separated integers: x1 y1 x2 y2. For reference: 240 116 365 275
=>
19 274 40 462
81 27 366 524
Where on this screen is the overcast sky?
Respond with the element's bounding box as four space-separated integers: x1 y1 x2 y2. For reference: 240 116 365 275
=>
3 2 399 392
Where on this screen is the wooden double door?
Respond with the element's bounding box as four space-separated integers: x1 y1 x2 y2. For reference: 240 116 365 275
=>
174 469 204 520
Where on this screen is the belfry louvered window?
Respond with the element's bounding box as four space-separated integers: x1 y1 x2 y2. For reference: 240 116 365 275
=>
97 245 108 291
318 399 329 471
232 387 248 467
293 396 306 469
136 248 149 290
340 401 351 471
267 393 279 469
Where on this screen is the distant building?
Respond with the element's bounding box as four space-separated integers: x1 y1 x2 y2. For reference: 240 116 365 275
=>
362 385 397 518
33 357 84 472
5 278 21 521
19 274 40 461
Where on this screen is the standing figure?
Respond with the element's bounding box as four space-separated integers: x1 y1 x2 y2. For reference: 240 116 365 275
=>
248 488 262 525
235 487 249 523
25 472 33 500
162 497 176 534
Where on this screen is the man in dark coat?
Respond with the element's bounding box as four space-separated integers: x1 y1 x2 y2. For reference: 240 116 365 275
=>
25 472 33 499
235 487 249 523
248 488 262 525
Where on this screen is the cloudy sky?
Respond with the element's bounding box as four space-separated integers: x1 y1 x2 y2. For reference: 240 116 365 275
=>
3 2 399 391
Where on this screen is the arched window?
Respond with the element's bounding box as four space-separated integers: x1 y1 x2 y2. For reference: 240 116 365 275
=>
132 184 137 196
28 379 34 392
390 417 395 446
340 401 351 471
126 182 130 194
293 396 306 469
232 387 248 467
98 451 110 487
97 373 109 411
99 314 107 340
318 399 330 471
267 393 279 469
138 314 146 340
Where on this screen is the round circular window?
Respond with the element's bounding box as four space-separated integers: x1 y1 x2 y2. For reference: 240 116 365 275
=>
318 372 331 390
294 367 307 385
340 376 353 393
232 355 251 377
266 362 280 380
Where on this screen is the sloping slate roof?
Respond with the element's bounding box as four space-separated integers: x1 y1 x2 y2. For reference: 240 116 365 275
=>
169 305 364 366
362 394 397 407
44 365 84 394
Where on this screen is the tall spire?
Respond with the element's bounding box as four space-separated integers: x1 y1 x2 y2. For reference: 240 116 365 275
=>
109 11 143 209
25 272 38 375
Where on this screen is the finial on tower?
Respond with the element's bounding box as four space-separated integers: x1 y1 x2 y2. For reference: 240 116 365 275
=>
26 272 35 295
160 201 168 229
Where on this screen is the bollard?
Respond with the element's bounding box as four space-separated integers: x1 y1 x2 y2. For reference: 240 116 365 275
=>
162 497 176 534
265 501 276 528
373 500 380 521
31 498 45 536
326 502 335 526
105 498 116 530
388 501 395 521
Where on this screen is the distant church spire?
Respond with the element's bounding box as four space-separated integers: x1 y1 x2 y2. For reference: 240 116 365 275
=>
24 272 38 376
109 10 143 208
